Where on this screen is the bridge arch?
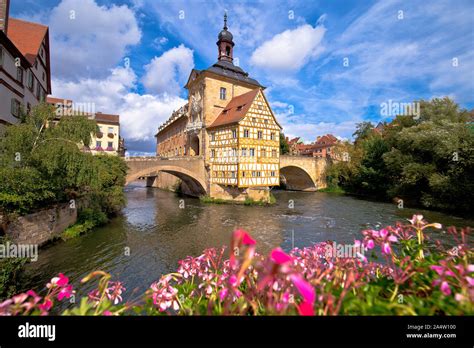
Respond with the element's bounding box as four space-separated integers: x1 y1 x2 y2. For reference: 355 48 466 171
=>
126 165 207 196
280 165 317 191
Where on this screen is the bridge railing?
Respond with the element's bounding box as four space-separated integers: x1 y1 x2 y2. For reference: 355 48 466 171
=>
125 155 204 161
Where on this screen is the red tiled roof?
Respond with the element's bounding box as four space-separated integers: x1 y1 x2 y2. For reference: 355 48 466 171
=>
208 89 260 129
315 134 338 145
47 96 73 105
288 137 300 144
94 112 120 124
7 18 48 65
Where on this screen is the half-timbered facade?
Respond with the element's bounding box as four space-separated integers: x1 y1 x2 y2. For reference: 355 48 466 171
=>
154 14 281 201
208 89 281 188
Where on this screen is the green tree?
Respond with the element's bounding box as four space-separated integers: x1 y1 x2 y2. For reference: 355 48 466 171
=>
353 121 374 142
327 97 473 214
0 103 126 216
280 133 290 155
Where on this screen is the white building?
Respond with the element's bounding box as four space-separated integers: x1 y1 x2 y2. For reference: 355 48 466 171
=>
0 0 51 133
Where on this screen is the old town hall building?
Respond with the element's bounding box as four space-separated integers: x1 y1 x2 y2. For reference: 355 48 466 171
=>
155 15 281 201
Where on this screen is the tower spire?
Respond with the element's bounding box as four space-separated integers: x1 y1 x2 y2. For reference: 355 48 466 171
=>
216 12 234 62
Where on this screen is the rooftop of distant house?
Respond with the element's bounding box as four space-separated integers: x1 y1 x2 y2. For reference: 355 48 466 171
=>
46 96 73 106
93 112 120 125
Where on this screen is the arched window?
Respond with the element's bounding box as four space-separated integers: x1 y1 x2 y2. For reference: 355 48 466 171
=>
226 45 231 56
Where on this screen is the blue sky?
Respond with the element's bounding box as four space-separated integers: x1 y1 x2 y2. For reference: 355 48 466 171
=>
11 0 474 154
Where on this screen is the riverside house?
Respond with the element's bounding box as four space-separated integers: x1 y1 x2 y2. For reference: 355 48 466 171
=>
0 0 51 134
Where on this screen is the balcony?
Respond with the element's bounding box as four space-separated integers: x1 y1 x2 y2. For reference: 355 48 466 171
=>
185 121 203 133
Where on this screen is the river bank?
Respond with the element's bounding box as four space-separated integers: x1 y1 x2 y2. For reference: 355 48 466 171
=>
17 182 472 306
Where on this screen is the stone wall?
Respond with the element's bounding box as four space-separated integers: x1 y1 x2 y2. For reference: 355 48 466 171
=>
280 155 328 190
149 172 196 197
4 202 78 246
209 184 271 202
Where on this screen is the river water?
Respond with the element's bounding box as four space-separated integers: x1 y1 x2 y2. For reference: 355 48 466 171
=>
23 181 473 301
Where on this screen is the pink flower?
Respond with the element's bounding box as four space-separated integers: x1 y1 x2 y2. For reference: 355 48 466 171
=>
440 281 451 296
218 288 228 301
38 299 52 313
229 274 238 287
47 273 69 289
408 214 424 226
233 229 256 246
57 274 69 287
57 285 74 301
364 227 398 255
270 248 292 265
0 299 13 315
290 274 315 315
290 275 315 304
105 282 125 305
297 301 314 316
230 229 256 269
242 233 256 246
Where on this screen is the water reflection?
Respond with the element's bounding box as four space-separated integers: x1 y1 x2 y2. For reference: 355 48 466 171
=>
23 181 473 303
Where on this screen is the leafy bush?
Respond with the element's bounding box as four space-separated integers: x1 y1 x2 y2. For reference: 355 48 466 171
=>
0 238 28 300
327 97 474 214
0 103 127 217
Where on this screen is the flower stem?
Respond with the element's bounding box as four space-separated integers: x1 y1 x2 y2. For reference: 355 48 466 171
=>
390 284 399 302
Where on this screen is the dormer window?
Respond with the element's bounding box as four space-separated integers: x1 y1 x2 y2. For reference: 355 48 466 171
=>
220 87 226 100
236 105 243 111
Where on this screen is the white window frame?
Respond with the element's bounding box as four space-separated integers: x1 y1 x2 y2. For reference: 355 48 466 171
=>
220 87 226 100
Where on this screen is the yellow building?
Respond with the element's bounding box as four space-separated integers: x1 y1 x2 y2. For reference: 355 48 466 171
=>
207 88 281 187
155 14 281 201
89 112 122 156
46 97 125 156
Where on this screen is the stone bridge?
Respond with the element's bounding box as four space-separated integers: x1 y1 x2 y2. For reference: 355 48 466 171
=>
125 156 208 196
280 155 327 191
125 155 327 196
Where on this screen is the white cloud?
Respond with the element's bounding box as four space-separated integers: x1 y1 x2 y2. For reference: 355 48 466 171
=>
52 66 187 143
48 0 141 80
325 0 474 102
151 36 169 50
142 44 194 95
281 120 357 143
119 93 186 141
250 23 326 71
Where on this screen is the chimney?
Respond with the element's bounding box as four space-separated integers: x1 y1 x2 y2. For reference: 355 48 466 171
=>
0 0 9 34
